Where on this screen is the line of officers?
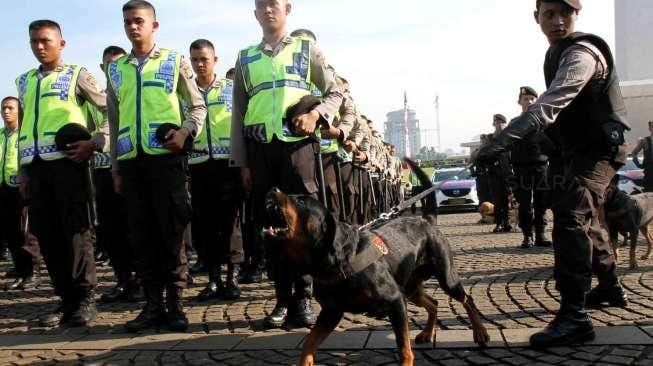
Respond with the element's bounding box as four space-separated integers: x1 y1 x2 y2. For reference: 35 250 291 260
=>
471 87 554 249
0 0 405 332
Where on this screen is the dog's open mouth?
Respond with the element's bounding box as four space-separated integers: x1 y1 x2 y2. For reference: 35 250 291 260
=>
262 198 290 238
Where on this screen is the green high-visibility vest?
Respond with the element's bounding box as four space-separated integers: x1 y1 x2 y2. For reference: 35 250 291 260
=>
83 101 111 169
189 78 233 165
0 128 19 187
108 48 183 160
239 37 312 143
16 65 86 166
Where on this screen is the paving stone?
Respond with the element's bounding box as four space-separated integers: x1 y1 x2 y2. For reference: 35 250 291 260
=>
502 328 542 348
121 333 193 351
589 326 653 345
299 331 369 350
435 329 505 349
233 331 306 350
172 334 246 351
58 333 133 350
0 334 84 350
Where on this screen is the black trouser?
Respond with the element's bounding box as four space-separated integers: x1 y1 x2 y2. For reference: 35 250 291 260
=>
513 166 548 235
644 167 653 192
189 159 243 272
0 184 32 277
322 153 341 220
120 154 190 290
551 157 618 304
94 169 132 283
351 166 370 225
241 195 262 270
247 138 315 305
27 158 96 301
340 162 354 224
489 168 510 226
476 173 492 204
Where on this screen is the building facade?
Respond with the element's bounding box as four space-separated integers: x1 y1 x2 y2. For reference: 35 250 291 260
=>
384 109 421 158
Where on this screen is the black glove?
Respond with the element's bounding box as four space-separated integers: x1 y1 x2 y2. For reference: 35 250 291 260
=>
478 112 541 161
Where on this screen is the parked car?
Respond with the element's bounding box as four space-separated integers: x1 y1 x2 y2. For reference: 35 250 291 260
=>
617 158 644 195
432 167 479 211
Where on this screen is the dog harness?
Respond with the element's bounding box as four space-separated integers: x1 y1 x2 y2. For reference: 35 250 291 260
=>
313 232 389 285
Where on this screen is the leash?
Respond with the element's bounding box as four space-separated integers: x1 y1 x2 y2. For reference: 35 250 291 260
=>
358 184 438 231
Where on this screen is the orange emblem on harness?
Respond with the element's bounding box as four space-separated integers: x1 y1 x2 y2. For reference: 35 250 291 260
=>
371 235 389 255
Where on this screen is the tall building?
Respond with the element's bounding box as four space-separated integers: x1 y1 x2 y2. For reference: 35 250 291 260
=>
615 1 653 139
384 109 421 158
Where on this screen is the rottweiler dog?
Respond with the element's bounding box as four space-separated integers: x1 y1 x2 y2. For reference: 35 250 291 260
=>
602 177 653 269
263 159 489 366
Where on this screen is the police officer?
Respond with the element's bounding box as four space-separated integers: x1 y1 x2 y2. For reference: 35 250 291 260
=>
488 114 513 233
478 0 629 347
631 121 653 192
18 20 108 327
348 115 372 224
1 96 39 290
107 0 206 332
92 46 143 303
187 39 244 302
230 0 343 328
510 87 552 248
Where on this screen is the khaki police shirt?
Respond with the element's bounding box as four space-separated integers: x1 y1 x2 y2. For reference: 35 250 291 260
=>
106 46 207 171
230 35 344 168
18 64 108 182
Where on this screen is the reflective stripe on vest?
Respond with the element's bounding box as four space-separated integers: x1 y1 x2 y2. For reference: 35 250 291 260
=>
189 78 233 165
108 49 182 160
16 65 86 166
0 128 19 187
240 37 311 143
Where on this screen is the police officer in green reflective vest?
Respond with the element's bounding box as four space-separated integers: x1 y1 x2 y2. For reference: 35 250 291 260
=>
1 96 39 291
187 39 244 302
107 0 206 332
231 0 343 328
18 20 108 327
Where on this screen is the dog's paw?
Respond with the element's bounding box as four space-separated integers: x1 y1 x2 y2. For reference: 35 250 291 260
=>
473 328 490 347
415 330 435 344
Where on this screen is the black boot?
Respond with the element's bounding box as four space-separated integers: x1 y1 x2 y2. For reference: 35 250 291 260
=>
100 281 129 303
264 303 288 328
197 268 223 302
189 261 207 275
530 302 595 348
39 302 73 327
128 279 145 302
521 232 534 249
535 228 553 247
293 298 316 327
241 261 264 284
224 264 241 300
125 286 165 332
19 271 40 290
165 285 188 332
69 290 97 327
586 284 628 309
492 224 503 233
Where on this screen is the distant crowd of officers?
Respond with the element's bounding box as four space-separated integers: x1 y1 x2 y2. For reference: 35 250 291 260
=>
471 86 554 249
0 0 405 331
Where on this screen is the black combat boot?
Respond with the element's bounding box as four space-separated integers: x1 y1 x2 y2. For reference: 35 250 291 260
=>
69 290 97 326
165 285 188 332
530 301 595 348
241 261 264 284
293 298 317 327
586 284 628 309
197 268 224 302
39 301 73 327
521 231 534 249
125 286 165 332
264 302 288 328
189 260 207 275
535 228 553 247
224 264 242 300
101 281 129 303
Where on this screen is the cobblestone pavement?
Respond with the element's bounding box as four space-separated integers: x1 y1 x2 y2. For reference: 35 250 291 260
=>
2 212 653 365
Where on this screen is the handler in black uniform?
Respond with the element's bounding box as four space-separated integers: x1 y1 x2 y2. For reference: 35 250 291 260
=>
510 87 552 248
488 114 513 233
631 121 653 192
479 0 629 348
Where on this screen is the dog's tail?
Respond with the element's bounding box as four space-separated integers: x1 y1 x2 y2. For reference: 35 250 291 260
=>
405 158 437 217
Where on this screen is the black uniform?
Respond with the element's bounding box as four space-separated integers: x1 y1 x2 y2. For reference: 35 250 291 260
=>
633 136 653 192
488 134 513 231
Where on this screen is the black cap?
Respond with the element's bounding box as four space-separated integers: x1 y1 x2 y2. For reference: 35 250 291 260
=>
540 0 582 11
55 123 91 151
154 123 193 152
283 95 322 136
519 86 538 99
493 114 507 124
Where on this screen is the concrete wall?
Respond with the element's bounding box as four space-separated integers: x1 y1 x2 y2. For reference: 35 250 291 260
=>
621 82 653 143
615 0 653 81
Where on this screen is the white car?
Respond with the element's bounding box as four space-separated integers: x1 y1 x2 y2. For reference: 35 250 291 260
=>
432 167 479 211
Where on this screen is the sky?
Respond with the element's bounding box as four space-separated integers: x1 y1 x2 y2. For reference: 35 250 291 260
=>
0 0 616 153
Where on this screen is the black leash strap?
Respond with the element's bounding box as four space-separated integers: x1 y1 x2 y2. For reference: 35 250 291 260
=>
358 185 438 231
